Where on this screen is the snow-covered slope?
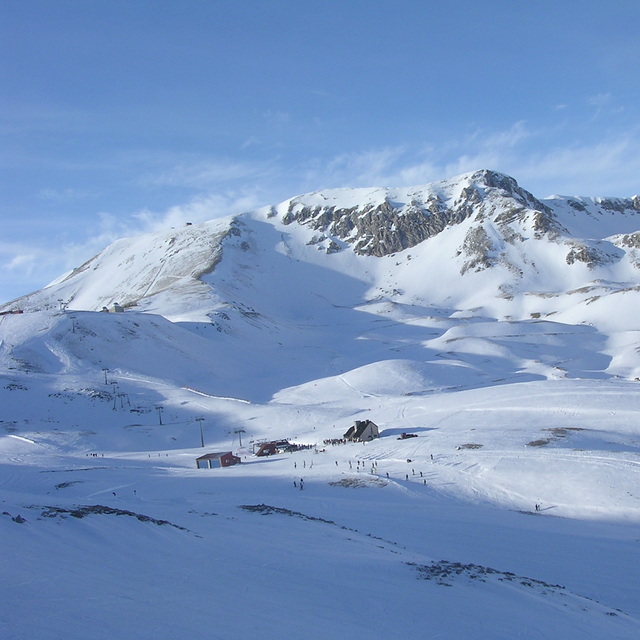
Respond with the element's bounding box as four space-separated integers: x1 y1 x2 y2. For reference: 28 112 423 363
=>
2 170 640 638
8 217 233 320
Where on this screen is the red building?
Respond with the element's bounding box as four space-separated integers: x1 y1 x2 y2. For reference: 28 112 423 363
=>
196 452 241 469
255 442 278 457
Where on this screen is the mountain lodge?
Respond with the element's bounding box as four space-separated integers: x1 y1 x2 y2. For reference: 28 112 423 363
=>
343 420 379 442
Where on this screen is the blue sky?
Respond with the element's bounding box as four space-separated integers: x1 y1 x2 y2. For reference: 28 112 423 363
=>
1 1 639 303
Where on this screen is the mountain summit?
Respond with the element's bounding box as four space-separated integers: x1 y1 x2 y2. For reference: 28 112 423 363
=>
280 169 557 257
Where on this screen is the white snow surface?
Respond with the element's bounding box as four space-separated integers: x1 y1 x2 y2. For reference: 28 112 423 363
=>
2 171 640 639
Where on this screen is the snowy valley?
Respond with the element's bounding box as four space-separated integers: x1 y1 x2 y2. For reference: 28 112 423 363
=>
2 170 640 639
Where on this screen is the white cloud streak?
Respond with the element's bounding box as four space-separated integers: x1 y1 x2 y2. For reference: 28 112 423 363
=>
130 191 269 233
141 158 277 190
37 187 98 202
298 121 640 198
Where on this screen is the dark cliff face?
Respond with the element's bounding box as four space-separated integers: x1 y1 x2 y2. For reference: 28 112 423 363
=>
568 195 640 215
596 196 640 213
283 198 452 257
281 170 560 257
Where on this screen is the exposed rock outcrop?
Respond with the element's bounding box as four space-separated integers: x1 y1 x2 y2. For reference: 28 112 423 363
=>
282 170 561 258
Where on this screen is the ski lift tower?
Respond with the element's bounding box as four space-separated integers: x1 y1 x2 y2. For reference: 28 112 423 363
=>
196 417 205 448
234 428 246 447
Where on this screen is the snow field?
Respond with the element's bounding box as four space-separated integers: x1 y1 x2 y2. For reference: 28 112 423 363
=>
3 170 640 637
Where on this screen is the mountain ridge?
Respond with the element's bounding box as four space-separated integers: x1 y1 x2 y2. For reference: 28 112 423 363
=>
3 169 640 334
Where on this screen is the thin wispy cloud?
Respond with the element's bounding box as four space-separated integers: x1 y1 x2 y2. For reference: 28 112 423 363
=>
515 136 640 197
296 122 640 198
0 241 80 300
1 246 40 272
468 121 532 150
140 158 277 190
131 190 269 233
241 136 261 149
38 187 98 202
588 93 612 108
587 92 626 120
263 110 292 126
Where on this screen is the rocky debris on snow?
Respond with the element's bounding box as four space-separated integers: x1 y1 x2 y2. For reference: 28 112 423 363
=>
407 559 626 618
3 511 28 524
328 477 387 488
408 559 565 590
526 427 585 447
36 504 189 530
240 503 337 525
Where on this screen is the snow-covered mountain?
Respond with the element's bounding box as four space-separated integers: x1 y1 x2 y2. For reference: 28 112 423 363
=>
5 169 640 386
2 170 640 639
5 169 640 323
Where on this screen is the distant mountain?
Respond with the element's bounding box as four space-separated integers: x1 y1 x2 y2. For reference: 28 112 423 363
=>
3 170 639 333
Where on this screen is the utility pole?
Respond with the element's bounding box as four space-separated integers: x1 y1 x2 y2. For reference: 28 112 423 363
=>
102 368 109 384
156 406 164 425
196 417 205 447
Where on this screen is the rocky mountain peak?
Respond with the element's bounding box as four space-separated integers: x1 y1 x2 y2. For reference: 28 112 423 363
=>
280 170 558 257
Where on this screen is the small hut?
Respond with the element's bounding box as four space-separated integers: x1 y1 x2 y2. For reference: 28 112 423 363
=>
343 420 379 443
196 452 241 469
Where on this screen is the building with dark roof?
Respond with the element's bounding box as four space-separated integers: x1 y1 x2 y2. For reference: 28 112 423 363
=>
343 420 379 442
196 452 241 469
